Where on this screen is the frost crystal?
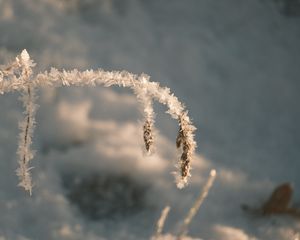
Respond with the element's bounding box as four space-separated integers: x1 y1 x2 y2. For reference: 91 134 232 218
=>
0 50 198 194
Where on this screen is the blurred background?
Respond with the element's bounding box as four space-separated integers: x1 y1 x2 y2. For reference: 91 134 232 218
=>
0 0 300 239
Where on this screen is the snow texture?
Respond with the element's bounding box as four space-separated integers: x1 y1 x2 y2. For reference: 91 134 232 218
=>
0 0 300 239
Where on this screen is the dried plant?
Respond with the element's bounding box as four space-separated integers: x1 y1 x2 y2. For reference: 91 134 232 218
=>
154 206 171 239
0 50 197 194
262 182 294 215
175 113 197 188
0 50 37 195
151 169 217 240
243 182 300 218
177 169 216 239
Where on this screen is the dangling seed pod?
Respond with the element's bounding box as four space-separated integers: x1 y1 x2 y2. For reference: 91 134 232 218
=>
143 119 154 153
175 113 196 188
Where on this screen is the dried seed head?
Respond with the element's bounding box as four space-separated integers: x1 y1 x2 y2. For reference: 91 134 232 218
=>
176 125 183 149
143 119 154 153
175 113 197 188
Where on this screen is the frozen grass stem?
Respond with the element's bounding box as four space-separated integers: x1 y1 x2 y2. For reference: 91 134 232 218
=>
0 50 197 194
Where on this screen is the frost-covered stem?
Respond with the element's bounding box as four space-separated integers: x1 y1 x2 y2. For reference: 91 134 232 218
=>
15 50 37 195
177 169 217 239
153 206 171 239
134 74 155 153
35 69 197 186
1 50 198 191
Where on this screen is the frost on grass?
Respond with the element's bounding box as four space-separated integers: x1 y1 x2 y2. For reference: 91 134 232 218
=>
0 50 197 194
0 50 37 194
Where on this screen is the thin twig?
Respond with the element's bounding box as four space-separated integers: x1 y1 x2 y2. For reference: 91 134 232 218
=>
177 169 217 239
154 206 171 239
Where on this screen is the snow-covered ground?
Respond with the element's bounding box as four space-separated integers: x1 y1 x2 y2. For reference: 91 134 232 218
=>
0 0 300 239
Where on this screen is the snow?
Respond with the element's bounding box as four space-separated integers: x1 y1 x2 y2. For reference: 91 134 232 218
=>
0 0 300 239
